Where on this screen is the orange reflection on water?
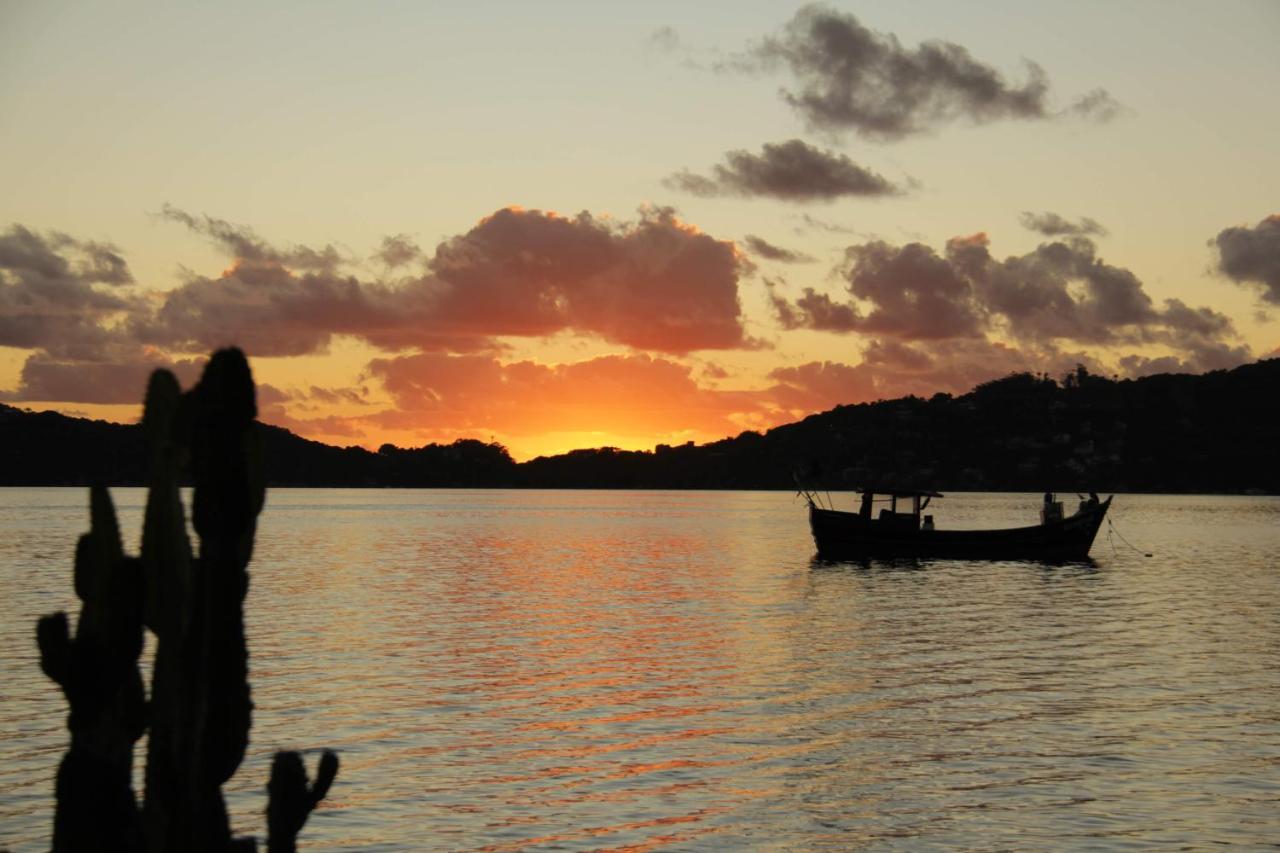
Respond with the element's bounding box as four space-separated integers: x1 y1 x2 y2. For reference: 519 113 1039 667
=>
474 806 731 853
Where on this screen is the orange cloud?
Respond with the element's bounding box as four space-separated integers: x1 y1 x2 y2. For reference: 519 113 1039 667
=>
139 205 757 357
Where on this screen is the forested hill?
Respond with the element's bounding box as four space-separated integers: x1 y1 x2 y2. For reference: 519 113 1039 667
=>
2 359 1277 493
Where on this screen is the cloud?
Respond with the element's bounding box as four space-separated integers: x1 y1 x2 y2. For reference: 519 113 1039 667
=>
363 351 768 439
159 204 343 273
423 205 756 353
257 383 372 408
966 234 1159 343
743 235 814 263
1064 88 1126 123
793 212 858 235
1019 211 1108 238
143 205 758 356
0 224 142 359
767 360 879 412
767 337 1112 415
257 406 368 441
375 234 422 268
347 337 1149 451
1145 298 1253 372
770 285 861 332
665 139 901 201
135 259 414 357
734 5 1119 140
306 385 371 406
843 240 987 338
769 230 1251 372
0 223 213 406
0 349 204 404
1213 214 1280 304
253 383 376 440
771 239 985 339
647 26 683 54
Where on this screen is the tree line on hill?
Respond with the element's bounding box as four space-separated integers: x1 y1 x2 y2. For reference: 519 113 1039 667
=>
2 359 1277 494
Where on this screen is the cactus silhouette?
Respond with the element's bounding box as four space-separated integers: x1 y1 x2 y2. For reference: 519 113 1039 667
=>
36 348 338 851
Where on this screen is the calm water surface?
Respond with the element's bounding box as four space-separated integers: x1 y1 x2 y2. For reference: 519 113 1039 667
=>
2 489 1278 849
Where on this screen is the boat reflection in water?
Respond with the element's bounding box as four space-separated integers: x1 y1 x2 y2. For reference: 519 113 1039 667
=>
805 487 1112 562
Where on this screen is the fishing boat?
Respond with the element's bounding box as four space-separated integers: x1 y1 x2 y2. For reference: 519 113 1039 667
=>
804 487 1111 561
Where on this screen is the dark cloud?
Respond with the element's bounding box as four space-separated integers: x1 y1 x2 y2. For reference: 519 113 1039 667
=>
252 384 374 436
1019 211 1108 238
0 350 203 404
647 26 682 54
770 240 985 339
769 230 1251 371
1145 298 1252 373
645 25 708 71
375 234 422 268
700 362 731 380
743 235 814 263
767 360 878 413
256 405 368 441
135 259 413 357
666 139 900 201
307 385 370 406
737 5 1118 140
159 204 344 273
1064 88 1125 123
965 234 1158 343
770 285 861 332
0 224 206 405
0 225 134 286
256 383 293 406
862 338 934 371
73 240 134 286
843 240 986 338
1213 214 1280 304
0 224 141 359
143 205 757 356
793 212 858 235
767 338 1111 414
256 383 371 408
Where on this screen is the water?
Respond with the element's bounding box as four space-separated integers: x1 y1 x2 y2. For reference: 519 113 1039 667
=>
2 488 1278 849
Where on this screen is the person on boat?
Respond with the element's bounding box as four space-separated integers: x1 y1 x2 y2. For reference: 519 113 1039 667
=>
859 491 873 519
1041 491 1063 524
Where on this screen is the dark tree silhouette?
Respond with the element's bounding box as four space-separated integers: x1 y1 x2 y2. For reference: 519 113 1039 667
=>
4 358 1279 493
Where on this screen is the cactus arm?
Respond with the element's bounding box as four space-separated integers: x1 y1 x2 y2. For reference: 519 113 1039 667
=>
37 611 71 689
266 750 340 853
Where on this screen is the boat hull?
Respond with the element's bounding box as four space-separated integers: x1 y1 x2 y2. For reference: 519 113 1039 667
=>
809 497 1111 562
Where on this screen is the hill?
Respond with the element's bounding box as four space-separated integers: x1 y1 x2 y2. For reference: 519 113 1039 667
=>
2 360 1277 493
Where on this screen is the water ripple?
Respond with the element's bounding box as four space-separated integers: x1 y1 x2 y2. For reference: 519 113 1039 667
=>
2 489 1279 849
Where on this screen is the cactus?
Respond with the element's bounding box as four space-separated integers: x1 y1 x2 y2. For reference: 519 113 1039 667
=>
36 348 338 851
36 484 146 850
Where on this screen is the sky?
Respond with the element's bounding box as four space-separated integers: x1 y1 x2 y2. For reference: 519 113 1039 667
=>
2 1 1278 460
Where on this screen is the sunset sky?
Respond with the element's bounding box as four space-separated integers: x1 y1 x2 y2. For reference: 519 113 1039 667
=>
2 1 1278 459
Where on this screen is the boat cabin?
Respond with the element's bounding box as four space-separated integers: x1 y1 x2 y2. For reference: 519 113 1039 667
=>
858 488 943 533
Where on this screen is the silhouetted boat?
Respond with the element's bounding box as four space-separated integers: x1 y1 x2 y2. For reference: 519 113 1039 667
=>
805 488 1112 561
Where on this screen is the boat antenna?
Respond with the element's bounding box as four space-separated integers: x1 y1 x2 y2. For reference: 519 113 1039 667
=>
792 471 824 509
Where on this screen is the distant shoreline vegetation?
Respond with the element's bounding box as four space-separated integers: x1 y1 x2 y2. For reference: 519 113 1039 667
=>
2 360 1277 495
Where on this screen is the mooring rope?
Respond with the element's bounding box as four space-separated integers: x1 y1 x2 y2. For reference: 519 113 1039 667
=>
1107 516 1153 558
